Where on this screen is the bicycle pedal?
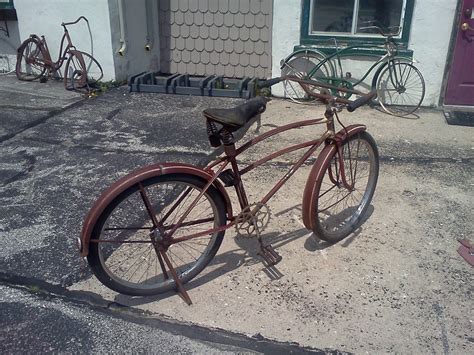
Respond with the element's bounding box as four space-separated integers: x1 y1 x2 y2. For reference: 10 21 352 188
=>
258 245 282 267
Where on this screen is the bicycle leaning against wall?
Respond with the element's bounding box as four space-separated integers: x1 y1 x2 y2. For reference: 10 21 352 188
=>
281 24 425 117
15 16 103 93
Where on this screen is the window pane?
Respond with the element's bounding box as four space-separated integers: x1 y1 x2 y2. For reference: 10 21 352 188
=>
357 0 404 34
311 0 355 33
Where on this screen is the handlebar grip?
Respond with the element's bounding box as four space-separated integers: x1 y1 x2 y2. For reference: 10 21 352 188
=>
347 91 377 112
62 16 88 27
258 77 283 89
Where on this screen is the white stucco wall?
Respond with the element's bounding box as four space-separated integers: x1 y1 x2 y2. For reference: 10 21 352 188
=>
107 0 160 82
409 0 458 106
271 0 301 97
13 0 116 80
0 18 20 72
271 0 458 107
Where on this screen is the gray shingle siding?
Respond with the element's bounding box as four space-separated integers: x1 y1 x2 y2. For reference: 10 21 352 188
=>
159 0 273 78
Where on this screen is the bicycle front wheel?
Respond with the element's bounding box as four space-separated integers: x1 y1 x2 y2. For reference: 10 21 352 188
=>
281 51 334 104
16 38 47 81
311 132 379 242
87 173 227 296
64 51 103 93
376 61 425 116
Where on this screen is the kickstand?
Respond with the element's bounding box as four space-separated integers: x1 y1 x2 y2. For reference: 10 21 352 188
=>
159 250 193 305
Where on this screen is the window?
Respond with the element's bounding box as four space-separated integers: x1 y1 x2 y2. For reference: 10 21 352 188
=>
0 0 14 9
301 0 415 46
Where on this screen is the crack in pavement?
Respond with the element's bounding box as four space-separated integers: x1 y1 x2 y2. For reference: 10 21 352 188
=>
0 99 86 144
0 272 341 354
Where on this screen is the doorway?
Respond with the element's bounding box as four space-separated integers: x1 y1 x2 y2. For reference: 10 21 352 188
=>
444 0 474 106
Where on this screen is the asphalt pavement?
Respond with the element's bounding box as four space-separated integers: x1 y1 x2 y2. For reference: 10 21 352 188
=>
0 74 331 354
1 73 472 353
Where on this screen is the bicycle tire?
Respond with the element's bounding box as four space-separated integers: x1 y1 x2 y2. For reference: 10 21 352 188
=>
376 61 425 116
281 51 334 104
16 38 47 81
64 51 103 93
311 131 379 242
87 173 227 296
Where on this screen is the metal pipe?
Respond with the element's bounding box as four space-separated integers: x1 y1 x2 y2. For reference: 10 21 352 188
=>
145 0 154 51
117 0 127 56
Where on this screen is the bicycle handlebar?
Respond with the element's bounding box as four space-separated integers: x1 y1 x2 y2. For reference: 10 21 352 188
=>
271 76 376 111
358 24 401 37
61 16 88 28
258 77 284 88
347 91 377 112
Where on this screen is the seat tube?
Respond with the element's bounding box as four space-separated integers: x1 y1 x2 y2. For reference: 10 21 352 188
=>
224 144 249 209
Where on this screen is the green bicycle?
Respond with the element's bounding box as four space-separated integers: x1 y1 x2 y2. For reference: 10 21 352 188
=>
281 25 425 117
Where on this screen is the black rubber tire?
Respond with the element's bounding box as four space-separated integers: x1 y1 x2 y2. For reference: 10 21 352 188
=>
312 132 379 242
376 61 425 116
87 173 227 296
16 38 47 81
64 51 103 93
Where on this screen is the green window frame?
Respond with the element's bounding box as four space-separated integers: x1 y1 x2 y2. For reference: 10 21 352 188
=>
300 0 415 48
0 0 14 9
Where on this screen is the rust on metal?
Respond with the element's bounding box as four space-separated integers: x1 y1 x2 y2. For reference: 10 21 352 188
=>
301 124 367 230
457 239 474 267
79 163 233 257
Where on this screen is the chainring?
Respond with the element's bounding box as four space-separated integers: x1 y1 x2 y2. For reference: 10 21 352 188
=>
235 203 271 238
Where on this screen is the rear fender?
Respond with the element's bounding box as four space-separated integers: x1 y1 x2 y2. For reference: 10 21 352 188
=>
78 163 233 257
280 48 328 70
301 125 367 230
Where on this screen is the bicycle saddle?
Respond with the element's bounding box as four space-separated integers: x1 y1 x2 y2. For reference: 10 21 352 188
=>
203 96 268 131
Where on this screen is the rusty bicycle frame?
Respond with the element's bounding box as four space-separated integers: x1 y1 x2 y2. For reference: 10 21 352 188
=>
16 16 102 91
162 77 361 246
80 76 373 304
26 17 85 77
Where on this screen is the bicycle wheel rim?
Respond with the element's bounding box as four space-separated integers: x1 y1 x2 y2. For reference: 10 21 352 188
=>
88 175 225 295
282 52 333 104
16 40 46 80
65 52 103 92
377 62 425 116
314 133 379 241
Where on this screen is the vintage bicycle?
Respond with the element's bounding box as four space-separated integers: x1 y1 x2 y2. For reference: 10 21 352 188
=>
281 24 425 117
77 78 379 304
16 16 103 93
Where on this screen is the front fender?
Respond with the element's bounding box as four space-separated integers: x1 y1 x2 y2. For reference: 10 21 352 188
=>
301 124 367 230
78 163 233 257
371 57 414 89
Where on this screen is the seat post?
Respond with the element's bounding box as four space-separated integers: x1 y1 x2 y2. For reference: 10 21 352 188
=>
223 142 249 209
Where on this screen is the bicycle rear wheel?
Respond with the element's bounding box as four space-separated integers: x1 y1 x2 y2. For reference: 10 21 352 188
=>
281 51 334 104
376 61 425 116
16 38 47 81
64 51 103 93
87 173 226 296
310 132 379 242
